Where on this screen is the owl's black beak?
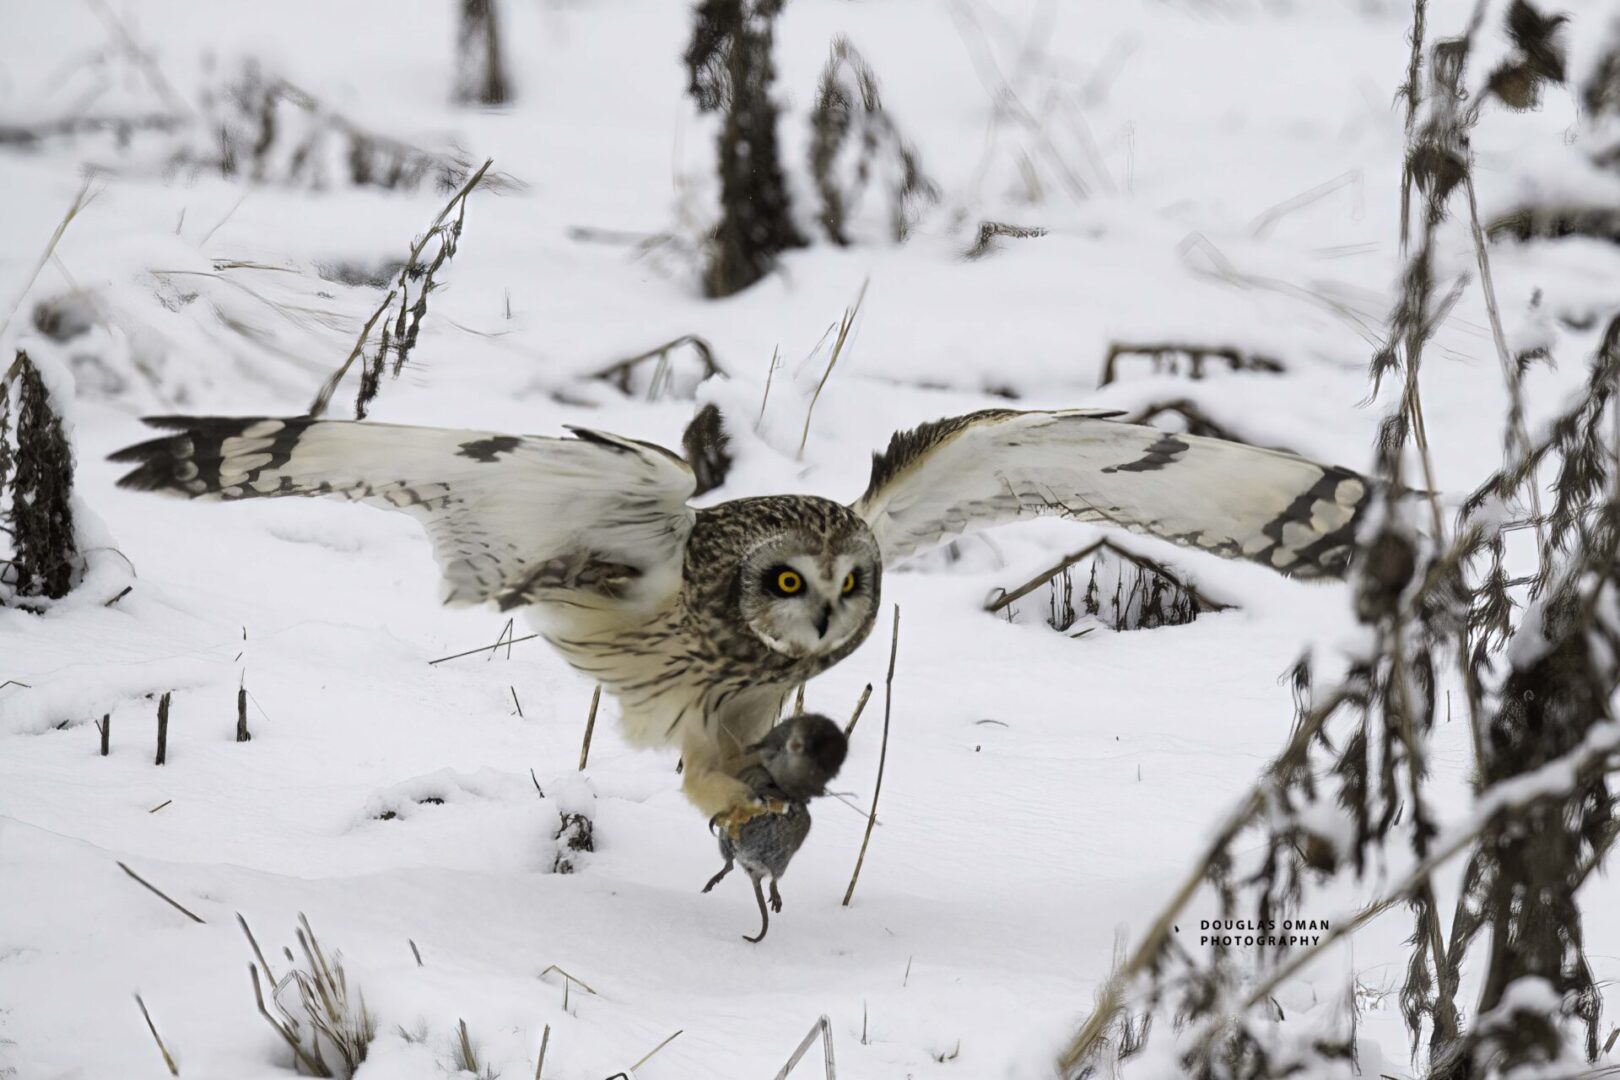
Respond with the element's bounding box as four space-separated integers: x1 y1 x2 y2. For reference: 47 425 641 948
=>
814 603 833 638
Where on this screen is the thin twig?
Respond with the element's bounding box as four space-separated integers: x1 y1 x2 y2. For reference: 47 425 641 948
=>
237 914 278 985
307 158 493 417
844 684 873 738
81 0 194 117
134 994 180 1076
427 632 540 665
118 861 206 924
1463 170 1547 564
1248 170 1361 239
629 1029 683 1072
756 345 781 431
198 191 252 248
409 939 423 967
489 618 515 661
0 177 95 346
578 686 601 771
844 606 900 906
798 279 869 461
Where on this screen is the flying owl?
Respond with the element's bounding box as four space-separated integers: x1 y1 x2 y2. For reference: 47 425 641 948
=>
111 408 1368 820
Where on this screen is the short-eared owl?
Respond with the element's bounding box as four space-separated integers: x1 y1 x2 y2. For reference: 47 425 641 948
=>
112 409 1368 819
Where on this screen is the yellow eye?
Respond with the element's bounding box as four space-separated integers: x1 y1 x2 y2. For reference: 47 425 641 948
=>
776 570 803 595
842 571 857 595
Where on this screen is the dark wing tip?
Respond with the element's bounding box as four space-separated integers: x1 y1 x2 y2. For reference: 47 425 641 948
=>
860 408 1024 507
565 425 688 467
109 433 188 492
107 415 300 497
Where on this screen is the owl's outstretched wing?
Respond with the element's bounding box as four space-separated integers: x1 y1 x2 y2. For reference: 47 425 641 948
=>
851 409 1369 579
112 416 696 609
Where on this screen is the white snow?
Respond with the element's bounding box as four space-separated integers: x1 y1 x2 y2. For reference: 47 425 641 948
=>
3 0 1619 1077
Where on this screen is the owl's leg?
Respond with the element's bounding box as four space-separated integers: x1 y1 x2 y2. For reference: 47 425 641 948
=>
743 872 771 943
702 858 733 893
768 878 783 913
681 760 757 818
679 724 760 818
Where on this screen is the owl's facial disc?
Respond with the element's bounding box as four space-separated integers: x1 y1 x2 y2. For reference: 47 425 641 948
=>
739 535 879 660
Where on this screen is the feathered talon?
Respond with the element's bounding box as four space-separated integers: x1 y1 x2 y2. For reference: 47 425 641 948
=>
710 795 789 840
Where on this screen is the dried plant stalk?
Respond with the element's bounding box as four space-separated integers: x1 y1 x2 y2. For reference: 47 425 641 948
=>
843 606 899 907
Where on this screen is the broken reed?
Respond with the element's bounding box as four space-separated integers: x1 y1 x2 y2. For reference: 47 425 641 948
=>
773 1013 838 1080
154 691 171 765
119 859 207 924
241 913 376 1078
135 994 180 1076
308 158 494 420
986 538 1229 634
577 685 601 771
236 683 250 742
591 334 721 402
798 279 868 461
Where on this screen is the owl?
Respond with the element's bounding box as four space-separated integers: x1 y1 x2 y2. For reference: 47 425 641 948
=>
111 408 1368 821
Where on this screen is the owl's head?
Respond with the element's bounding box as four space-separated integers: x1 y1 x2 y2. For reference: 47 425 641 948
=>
736 515 881 660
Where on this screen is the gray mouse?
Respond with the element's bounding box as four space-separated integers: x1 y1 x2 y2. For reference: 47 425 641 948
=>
702 713 848 942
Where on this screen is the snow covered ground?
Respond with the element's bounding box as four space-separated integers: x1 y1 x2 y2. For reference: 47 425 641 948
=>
3 0 1618 1076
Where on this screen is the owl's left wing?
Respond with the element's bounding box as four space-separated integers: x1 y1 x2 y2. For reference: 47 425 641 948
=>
851 409 1369 579
111 416 696 609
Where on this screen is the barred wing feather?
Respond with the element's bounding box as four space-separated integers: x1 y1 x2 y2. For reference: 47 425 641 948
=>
111 416 696 609
852 409 1369 579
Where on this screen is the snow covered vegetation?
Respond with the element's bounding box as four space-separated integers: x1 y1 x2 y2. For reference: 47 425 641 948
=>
4 0 1620 1076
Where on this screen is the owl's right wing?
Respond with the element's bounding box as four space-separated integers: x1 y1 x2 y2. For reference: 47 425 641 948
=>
111 416 696 610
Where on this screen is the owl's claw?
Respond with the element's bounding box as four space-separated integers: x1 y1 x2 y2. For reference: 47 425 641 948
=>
709 795 790 841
